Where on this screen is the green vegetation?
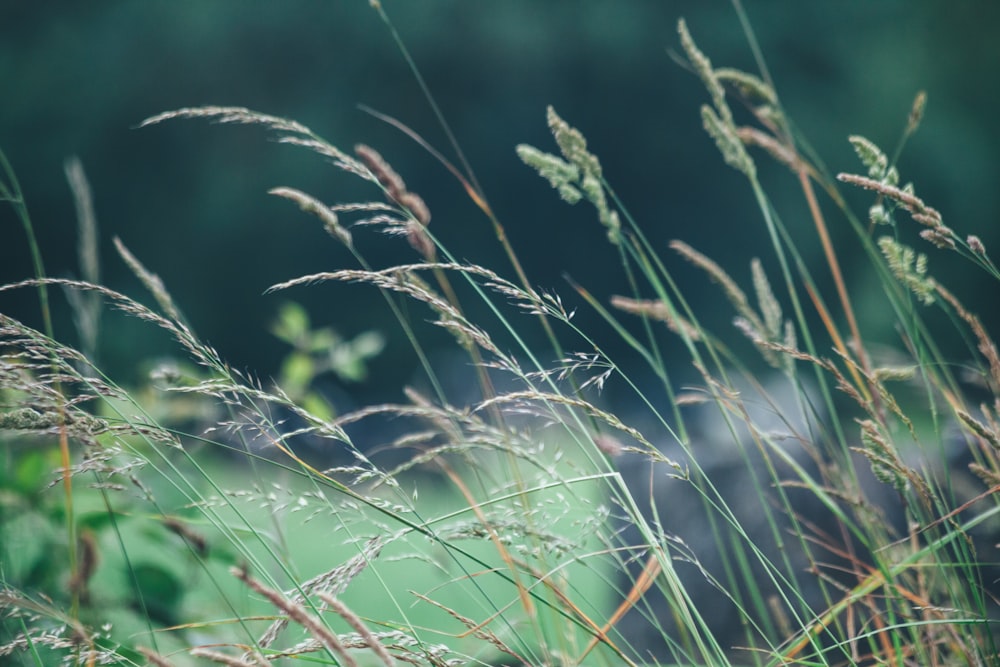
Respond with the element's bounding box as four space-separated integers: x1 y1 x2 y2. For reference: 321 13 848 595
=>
3 5 1000 666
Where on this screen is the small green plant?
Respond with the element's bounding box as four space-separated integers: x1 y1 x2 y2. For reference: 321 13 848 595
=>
3 5 1000 667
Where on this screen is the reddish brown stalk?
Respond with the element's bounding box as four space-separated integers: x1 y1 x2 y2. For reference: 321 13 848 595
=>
435 458 536 620
58 421 78 611
796 167 876 406
781 526 961 663
741 104 876 408
497 557 634 665
800 279 872 406
359 105 492 219
578 552 661 663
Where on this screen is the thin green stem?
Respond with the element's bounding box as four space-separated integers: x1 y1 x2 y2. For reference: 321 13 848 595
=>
0 147 78 621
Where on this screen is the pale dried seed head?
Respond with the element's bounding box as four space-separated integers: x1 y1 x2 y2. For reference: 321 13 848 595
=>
751 258 781 340
354 143 406 200
782 320 797 355
318 594 396 667
872 365 916 383
736 126 801 173
231 566 357 667
546 106 601 178
277 136 366 175
396 190 431 226
64 157 100 284
910 211 943 227
257 539 384 650
188 648 256 666
671 239 764 334
137 647 176 667
406 222 436 261
968 235 987 256
610 295 669 320
675 392 710 406
957 410 1000 450
877 237 936 305
848 135 888 179
593 433 624 457
869 203 889 226
611 295 703 341
269 187 352 248
521 108 620 244
907 90 927 135
715 67 777 106
838 173 942 227
113 237 184 324
856 418 909 493
678 18 730 126
919 227 956 250
516 144 582 204
884 165 899 186
139 106 312 136
702 105 755 177
970 461 1000 487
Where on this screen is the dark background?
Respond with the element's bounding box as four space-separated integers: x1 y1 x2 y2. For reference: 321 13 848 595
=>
3 1 999 407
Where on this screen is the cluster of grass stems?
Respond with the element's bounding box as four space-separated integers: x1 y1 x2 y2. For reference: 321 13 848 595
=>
3 6 1000 667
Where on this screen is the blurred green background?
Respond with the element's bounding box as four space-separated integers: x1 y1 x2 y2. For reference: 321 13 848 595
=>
3 1 999 405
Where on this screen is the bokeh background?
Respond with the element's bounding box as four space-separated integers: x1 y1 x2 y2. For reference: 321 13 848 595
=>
3 1 999 409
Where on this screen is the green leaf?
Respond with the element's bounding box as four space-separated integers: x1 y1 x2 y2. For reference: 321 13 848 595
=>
270 301 310 344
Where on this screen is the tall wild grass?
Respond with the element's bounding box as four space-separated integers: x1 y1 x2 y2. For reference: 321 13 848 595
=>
2 6 999 666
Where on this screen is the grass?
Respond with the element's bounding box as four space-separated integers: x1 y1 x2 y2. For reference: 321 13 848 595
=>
3 4 1000 666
